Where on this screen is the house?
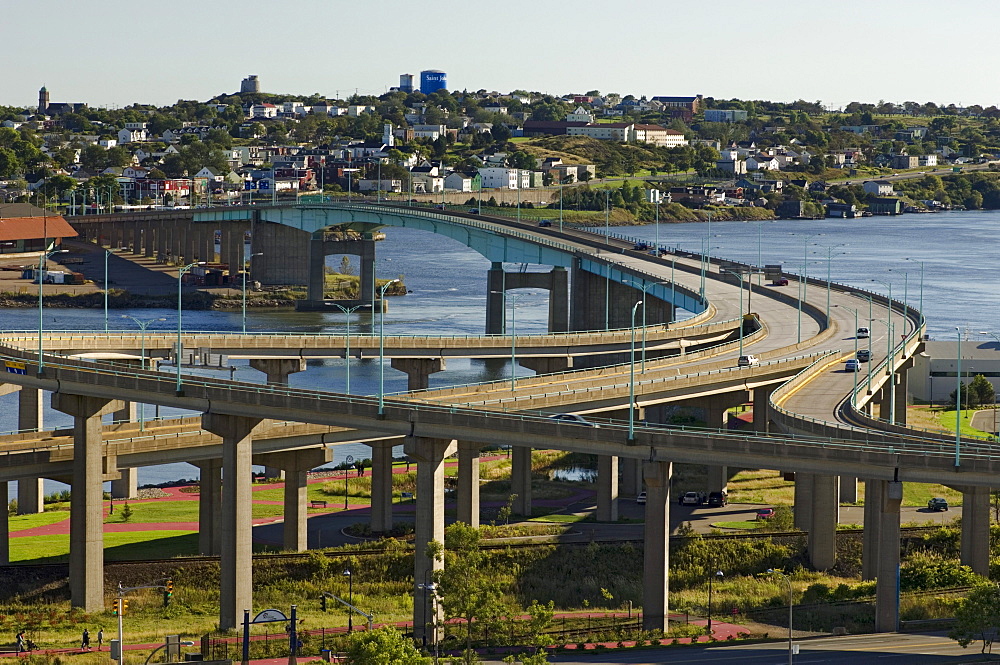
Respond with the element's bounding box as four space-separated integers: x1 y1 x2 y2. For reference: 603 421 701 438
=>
869 197 904 215
443 172 480 192
704 109 748 123
478 167 530 189
863 180 894 196
250 103 278 119
650 95 703 120
715 158 747 175
522 120 588 136
746 154 780 171
409 171 443 194
892 154 920 169
0 202 79 254
632 125 687 147
565 106 595 123
117 126 148 144
412 124 447 140
919 154 938 167
194 167 224 183
826 202 858 218
357 179 402 193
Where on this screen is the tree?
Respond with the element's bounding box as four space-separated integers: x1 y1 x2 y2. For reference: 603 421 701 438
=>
970 374 996 408
949 584 1000 655
344 627 429 664
490 123 511 144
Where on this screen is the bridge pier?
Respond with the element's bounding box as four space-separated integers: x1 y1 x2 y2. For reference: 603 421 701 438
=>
571 261 672 334
302 235 377 310
111 468 138 500
195 459 222 556
794 472 814 531
642 460 672 632
486 264 570 335
368 441 395 533
874 480 903 633
697 395 745 495
620 457 643 497
893 370 909 425
519 356 574 375
405 436 454 643
752 385 776 432
862 478 883 581
257 448 332 551
0 481 7 564
961 486 990 576
839 476 858 504
202 413 262 631
808 475 839 570
456 442 481 528
249 359 308 479
390 357 446 391
53 392 123 611
596 455 619 522
511 446 533 516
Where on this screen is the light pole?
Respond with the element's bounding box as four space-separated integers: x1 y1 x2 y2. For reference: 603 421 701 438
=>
767 569 794 665
956 326 962 467
121 316 166 431
793 233 822 343
628 300 643 444
241 252 264 334
416 581 440 663
707 568 723 637
37 248 68 374
654 196 660 252
329 303 370 393
343 569 353 633
492 291 528 393
621 279 668 372
377 278 400 416
175 262 205 394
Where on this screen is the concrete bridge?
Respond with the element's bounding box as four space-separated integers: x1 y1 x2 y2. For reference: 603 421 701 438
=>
2 203 987 637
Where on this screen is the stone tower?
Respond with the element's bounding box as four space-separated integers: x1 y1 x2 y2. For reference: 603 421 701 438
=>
240 75 260 94
38 86 49 113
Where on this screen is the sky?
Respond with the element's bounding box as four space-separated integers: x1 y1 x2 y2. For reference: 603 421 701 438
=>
3 0 995 110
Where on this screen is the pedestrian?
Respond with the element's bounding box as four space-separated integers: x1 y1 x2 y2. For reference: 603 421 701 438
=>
15 630 24 653
97 628 104 650
81 628 90 650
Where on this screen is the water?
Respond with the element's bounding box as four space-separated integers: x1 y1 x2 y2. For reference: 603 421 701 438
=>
5 211 999 499
548 467 597 483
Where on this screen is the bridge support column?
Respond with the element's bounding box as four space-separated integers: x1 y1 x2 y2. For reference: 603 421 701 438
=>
133 224 146 256
405 436 454 644
390 357 446 391
809 475 839 571
16 388 45 514
368 441 395 533
359 238 376 312
706 466 728 495
642 460 672 632
794 472 814 532
893 371 908 425
257 448 332 552
0 481 7 565
519 356 573 375
200 228 216 264
17 478 44 515
202 413 262 631
306 235 326 302
171 222 185 262
961 486 991 576
862 478 884 581
752 385 775 432
874 480 903 633
839 476 858 504
53 392 122 611
511 446 533 517
620 457 643 497
113 400 137 424
195 460 222 556
596 455 619 522
548 266 569 332
223 226 243 281
111 468 138 500
486 263 506 335
457 442 481 528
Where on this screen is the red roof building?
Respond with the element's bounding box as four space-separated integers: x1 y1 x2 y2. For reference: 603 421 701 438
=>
0 203 78 255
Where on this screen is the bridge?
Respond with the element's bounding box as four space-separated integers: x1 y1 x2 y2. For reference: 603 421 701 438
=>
0 203 988 637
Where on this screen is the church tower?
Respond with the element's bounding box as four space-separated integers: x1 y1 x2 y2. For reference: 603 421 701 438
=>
38 86 49 114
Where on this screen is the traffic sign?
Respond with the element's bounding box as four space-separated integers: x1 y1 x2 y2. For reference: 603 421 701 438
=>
5 361 26 375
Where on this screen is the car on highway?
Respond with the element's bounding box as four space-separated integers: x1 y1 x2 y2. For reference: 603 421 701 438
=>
856 349 871 362
927 497 949 511
857 327 870 338
468 209 480 214
679 491 705 506
636 491 647 505
546 413 598 427
772 278 789 286
708 491 728 507
537 220 552 227
845 358 861 372
756 507 775 520
738 355 760 367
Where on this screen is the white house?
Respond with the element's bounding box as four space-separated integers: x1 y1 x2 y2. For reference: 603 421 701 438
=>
746 154 780 171
478 167 530 189
347 105 375 117
863 180 894 196
565 106 595 123
118 127 148 144
194 167 224 183
919 154 938 167
250 103 278 119
412 124 447 140
444 172 475 192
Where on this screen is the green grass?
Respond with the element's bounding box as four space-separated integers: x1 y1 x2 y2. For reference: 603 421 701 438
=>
105 500 199 523
528 513 588 524
937 408 992 439
712 520 762 530
9 510 70 532
12 531 199 563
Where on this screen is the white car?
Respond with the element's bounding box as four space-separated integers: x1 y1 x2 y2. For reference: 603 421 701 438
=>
856 327 870 339
547 413 598 428
738 355 760 367
845 359 861 372
636 492 647 505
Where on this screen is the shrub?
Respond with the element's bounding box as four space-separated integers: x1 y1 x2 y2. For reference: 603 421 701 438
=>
900 552 981 591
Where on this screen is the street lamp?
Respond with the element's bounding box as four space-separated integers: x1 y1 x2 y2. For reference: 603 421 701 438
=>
621 279 668 372
37 248 69 374
416 581 440 663
707 568 724 637
628 300 643 445
767 569 794 665
792 233 823 344
175 262 206 394
241 252 264 334
121 316 166 431
377 278 401 416
343 570 353 633
491 290 529 393
329 303 371 393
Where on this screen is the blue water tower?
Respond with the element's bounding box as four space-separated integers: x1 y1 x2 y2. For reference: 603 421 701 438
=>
420 70 447 95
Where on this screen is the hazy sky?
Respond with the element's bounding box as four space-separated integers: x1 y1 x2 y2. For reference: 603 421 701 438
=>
4 0 995 110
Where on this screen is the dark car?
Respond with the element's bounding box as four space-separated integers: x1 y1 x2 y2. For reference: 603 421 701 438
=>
708 491 728 507
856 349 871 362
756 507 775 520
468 209 480 214
772 278 789 286
927 497 949 511
537 220 552 227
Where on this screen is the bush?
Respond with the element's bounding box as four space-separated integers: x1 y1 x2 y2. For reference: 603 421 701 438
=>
900 552 981 591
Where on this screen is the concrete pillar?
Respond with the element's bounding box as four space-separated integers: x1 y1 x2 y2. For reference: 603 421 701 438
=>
113 400 137 423
196 459 222 556
894 372 908 425
111 468 138 499
840 476 858 504
390 357 446 391
706 465 728 494
368 441 394 533
961 486 991 576
283 467 309 552
874 480 903 633
202 413 261 631
548 266 569 332
456 442 481 528
171 223 184 262
405 436 454 643
53 393 122 611
809 475 839 571
511 446 532 517
752 385 775 432
306 235 326 302
642 460 672 632
596 455 619 522
223 226 243 281
145 223 156 258
0 481 7 565
620 457 643 497
156 222 168 260
794 472 814 532
486 263 506 335
17 478 44 515
249 358 308 386
201 228 217 264
519 356 574 375
862 478 884 581
18 387 43 431
358 238 376 312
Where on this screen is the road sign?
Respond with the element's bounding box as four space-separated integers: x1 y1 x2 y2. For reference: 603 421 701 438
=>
5 361 26 375
251 609 288 624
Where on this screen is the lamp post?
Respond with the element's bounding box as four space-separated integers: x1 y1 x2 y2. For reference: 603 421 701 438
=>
37 248 69 374
175 262 206 394
793 233 822 344
956 326 962 467
241 252 264 334
416 581 440 663
707 568 724 637
628 300 643 444
377 278 401 416
654 196 660 252
621 279 668 372
767 569 794 665
329 303 370 393
343 570 353 633
121 316 166 432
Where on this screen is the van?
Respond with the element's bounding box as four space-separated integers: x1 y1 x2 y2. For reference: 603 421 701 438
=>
856 327 870 338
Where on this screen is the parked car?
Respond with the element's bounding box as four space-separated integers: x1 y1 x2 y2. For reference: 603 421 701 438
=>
679 491 705 506
537 220 552 227
856 327 870 338
636 491 647 505
856 349 872 362
927 497 949 511
844 358 861 372
738 355 760 367
708 491 728 507
547 413 598 427
772 278 789 286
755 507 775 520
